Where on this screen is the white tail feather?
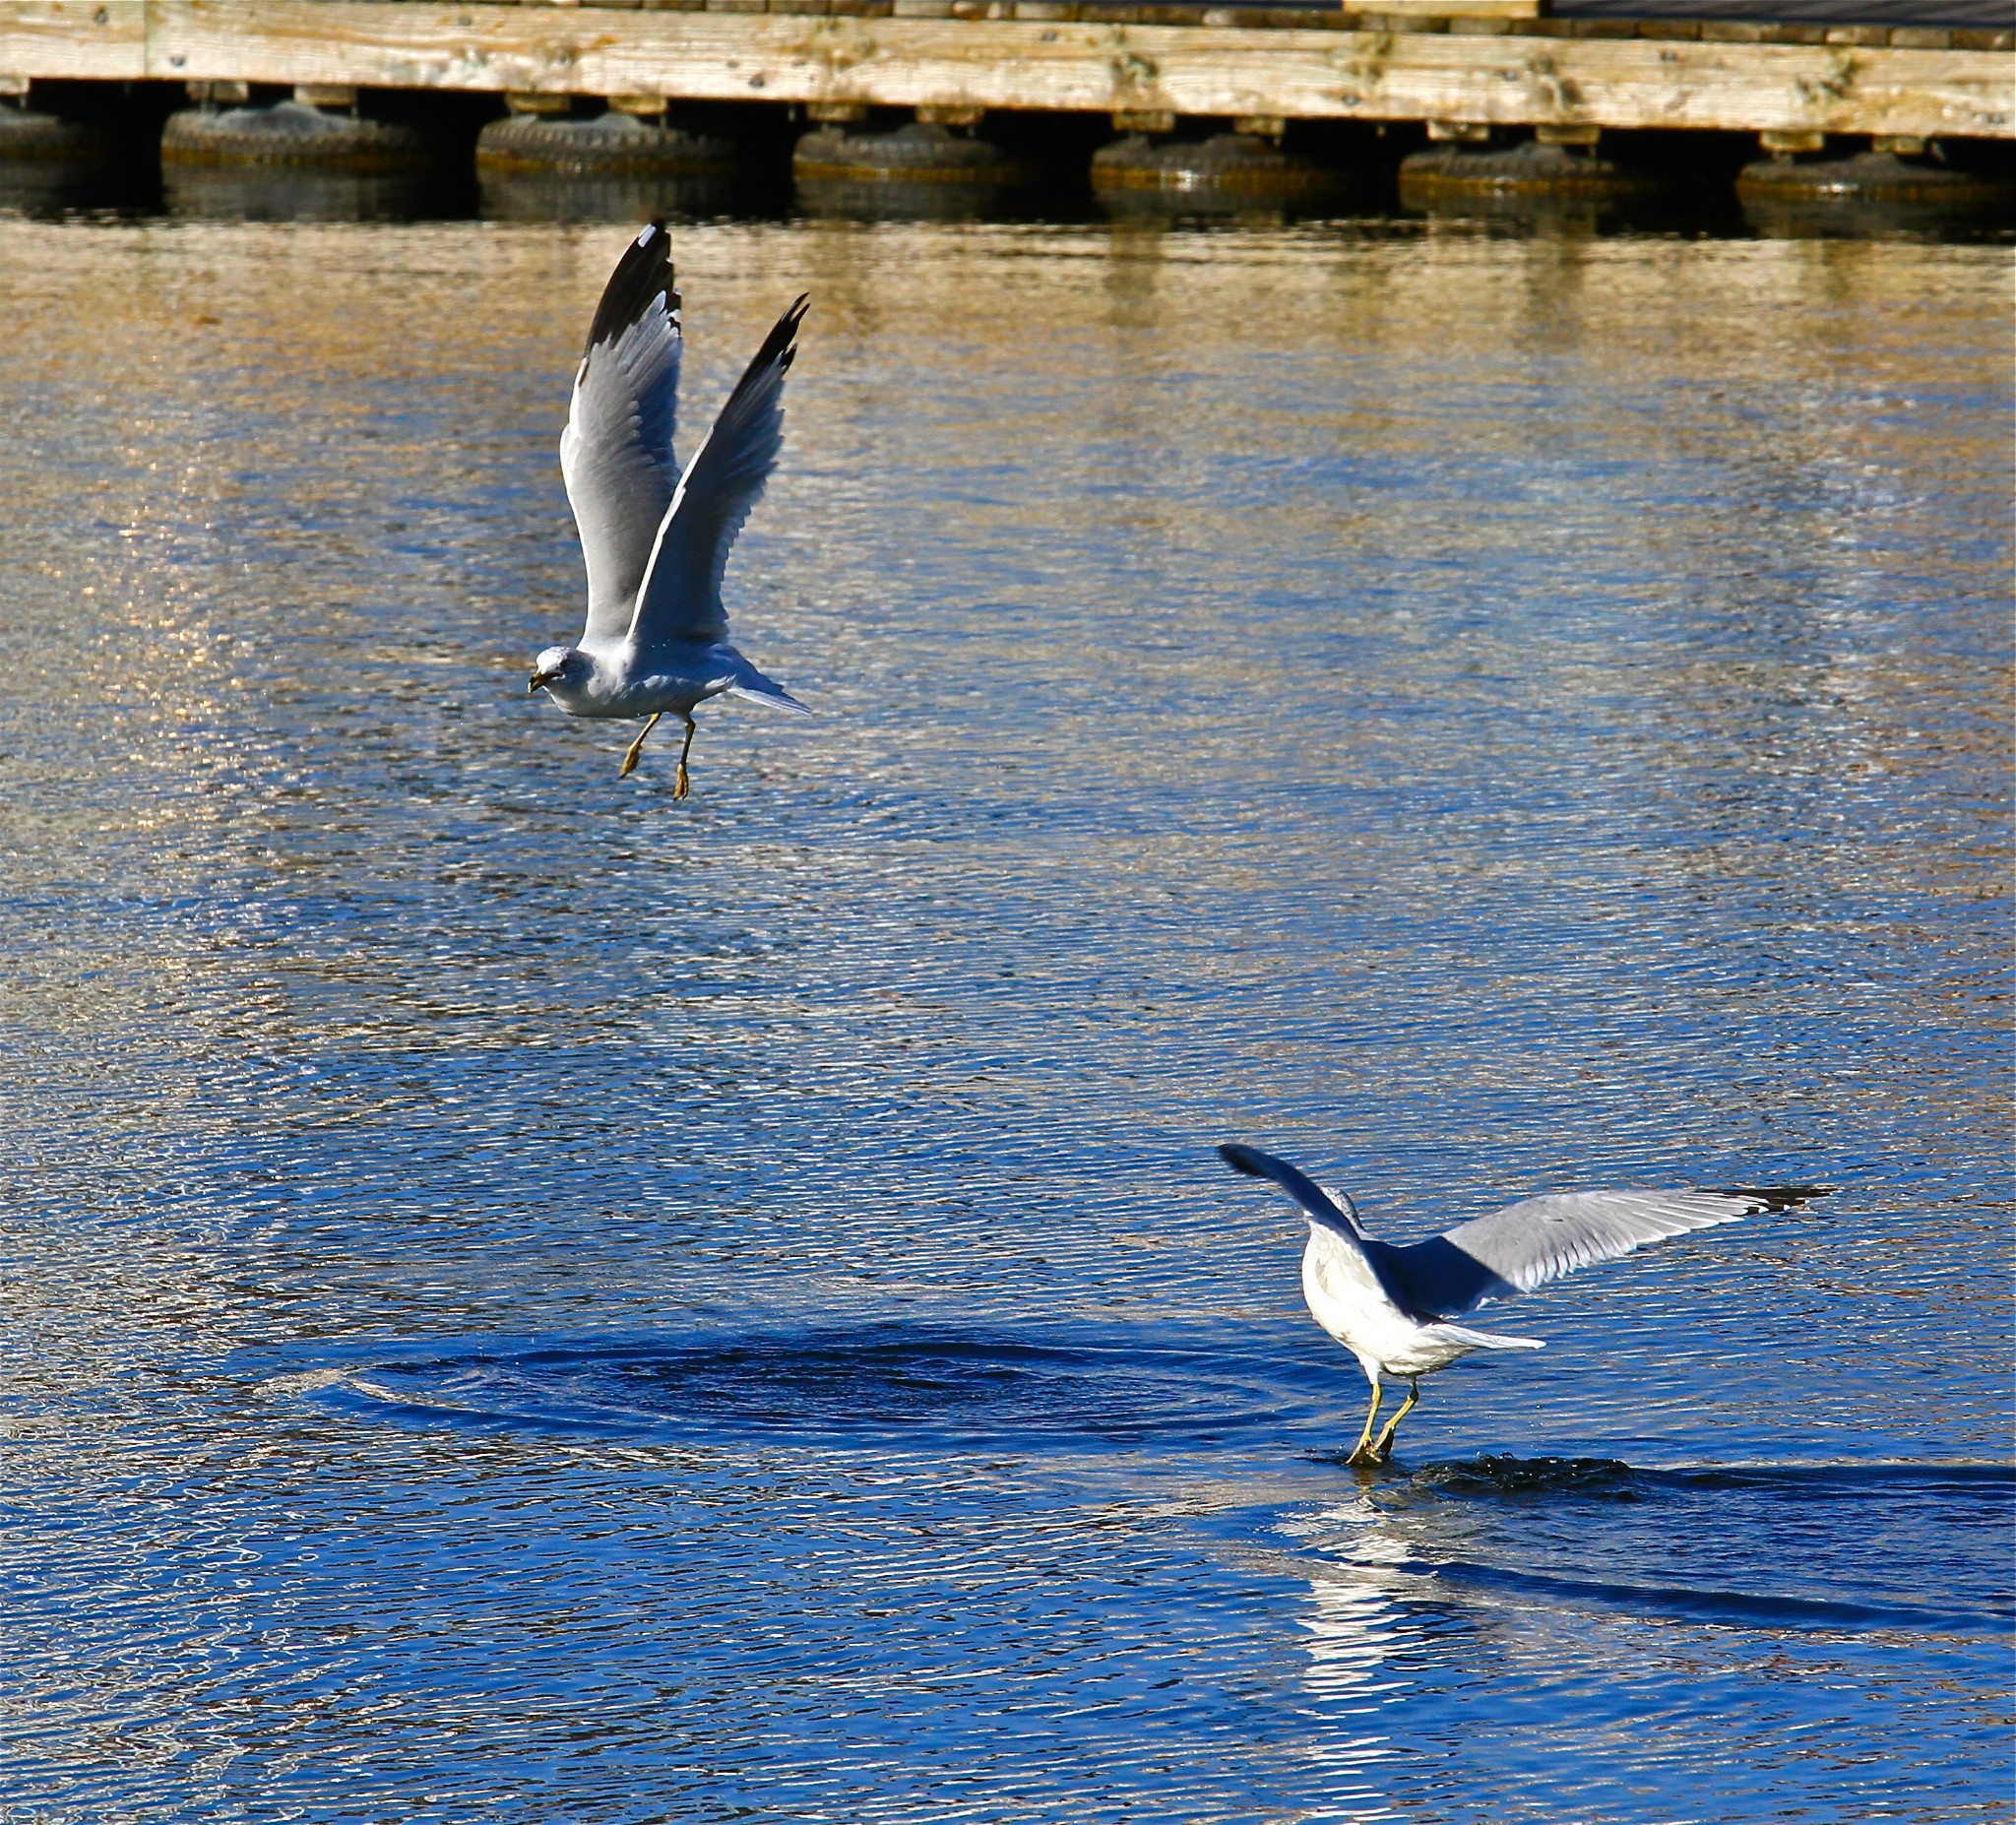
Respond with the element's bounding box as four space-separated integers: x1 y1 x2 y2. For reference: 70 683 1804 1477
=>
726 663 810 715
1425 1321 1544 1353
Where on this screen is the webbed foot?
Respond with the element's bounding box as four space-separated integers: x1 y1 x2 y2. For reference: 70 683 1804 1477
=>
620 711 663 779
1370 1380 1420 1463
671 714 697 800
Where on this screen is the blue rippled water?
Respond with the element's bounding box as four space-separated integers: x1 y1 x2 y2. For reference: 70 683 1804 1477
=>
1 219 2009 1823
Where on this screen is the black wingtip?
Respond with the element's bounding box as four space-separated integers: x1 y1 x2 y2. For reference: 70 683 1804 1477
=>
761 293 810 364
721 292 810 407
1218 1143 1270 1179
583 220 676 357
1711 1184 1834 1212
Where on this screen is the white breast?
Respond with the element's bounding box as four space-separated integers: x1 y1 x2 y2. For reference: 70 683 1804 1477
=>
1299 1226 1501 1384
1299 1227 1421 1384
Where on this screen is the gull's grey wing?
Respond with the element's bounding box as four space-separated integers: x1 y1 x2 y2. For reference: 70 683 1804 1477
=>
1218 1144 1425 1317
559 221 682 647
1218 1143 1365 1238
629 293 808 649
1387 1185 1829 1318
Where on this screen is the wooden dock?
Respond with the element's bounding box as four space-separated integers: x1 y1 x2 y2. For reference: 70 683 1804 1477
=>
1 0 2010 141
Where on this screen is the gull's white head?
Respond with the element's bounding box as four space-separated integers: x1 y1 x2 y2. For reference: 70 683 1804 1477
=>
529 645 592 699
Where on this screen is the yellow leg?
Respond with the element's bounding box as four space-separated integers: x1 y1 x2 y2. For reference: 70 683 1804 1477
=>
672 714 697 800
1346 1382 1384 1466
619 711 662 779
1371 1379 1420 1463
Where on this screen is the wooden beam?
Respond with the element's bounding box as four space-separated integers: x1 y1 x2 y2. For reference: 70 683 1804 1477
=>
0 0 145 81
0 0 2007 139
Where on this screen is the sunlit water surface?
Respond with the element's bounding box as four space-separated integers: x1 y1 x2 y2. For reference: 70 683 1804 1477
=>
1 219 2009 1823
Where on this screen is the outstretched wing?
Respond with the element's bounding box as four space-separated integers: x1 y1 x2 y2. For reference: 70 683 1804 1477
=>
1218 1143 1364 1240
1388 1185 1829 1318
630 294 808 649
1218 1144 1425 1318
559 221 682 647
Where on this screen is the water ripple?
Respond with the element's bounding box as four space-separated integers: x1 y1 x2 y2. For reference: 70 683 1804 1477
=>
305 1325 1314 1451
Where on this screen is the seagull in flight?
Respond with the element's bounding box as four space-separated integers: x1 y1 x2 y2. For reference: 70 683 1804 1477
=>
1219 1143 1828 1467
529 221 810 795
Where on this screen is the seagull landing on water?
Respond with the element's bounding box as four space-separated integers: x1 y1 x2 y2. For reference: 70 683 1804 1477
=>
529 221 810 796
1218 1142 1829 1468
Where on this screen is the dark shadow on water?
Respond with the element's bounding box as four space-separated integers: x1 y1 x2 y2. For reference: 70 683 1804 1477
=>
1388 1452 2016 1503
164 167 426 224
0 159 110 220
1345 1456 2016 1637
478 172 737 224
162 165 476 223
791 177 1036 223
306 1322 1317 1450
1410 1554 2012 1635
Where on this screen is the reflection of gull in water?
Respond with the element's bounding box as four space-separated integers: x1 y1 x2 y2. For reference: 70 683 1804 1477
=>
1220 1144 1828 1467
1279 1503 1416 1821
1300 1520 1414 1706
1298 1578 1410 1821
529 220 811 796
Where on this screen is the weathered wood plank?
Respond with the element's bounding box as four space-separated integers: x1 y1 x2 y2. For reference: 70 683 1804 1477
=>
0 0 144 79
1 0 2009 138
